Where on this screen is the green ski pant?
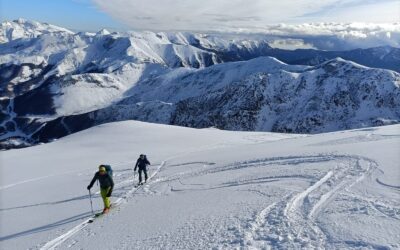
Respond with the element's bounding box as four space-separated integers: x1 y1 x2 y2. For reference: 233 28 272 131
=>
100 187 111 209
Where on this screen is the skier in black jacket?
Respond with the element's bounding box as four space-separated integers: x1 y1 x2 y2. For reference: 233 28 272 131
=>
134 154 151 184
87 165 114 214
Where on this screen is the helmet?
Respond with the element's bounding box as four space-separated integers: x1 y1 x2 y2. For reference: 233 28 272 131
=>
99 166 106 172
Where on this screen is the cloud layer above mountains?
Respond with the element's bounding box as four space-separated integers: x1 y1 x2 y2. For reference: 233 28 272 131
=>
263 23 400 50
92 0 399 31
91 0 400 50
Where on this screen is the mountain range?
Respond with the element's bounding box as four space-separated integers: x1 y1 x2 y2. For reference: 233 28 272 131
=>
1 19 399 149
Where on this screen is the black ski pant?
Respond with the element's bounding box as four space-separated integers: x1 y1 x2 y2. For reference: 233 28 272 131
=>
138 167 148 183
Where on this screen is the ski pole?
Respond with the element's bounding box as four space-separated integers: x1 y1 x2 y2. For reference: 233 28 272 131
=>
89 189 94 215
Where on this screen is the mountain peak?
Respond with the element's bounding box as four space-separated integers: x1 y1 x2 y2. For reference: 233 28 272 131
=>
97 28 111 36
16 18 27 24
317 57 369 71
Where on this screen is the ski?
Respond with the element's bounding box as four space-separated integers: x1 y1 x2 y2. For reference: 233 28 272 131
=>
88 213 103 223
88 211 109 223
87 203 115 223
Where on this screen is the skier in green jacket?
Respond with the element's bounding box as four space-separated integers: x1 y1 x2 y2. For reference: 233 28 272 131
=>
87 165 114 214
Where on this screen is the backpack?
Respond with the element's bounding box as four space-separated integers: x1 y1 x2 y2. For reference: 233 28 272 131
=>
103 165 113 178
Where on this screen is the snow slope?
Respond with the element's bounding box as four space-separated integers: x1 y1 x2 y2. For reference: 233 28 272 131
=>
0 121 399 249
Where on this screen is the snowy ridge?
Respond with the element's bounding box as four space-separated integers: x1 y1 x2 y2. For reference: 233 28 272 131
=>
32 56 399 138
2 54 400 148
1 20 400 149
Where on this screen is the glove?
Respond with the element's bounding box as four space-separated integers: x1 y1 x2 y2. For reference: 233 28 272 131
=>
134 167 137 172
107 189 112 197
87 185 91 190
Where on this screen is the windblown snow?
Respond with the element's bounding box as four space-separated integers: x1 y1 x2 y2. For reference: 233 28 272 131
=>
0 121 399 249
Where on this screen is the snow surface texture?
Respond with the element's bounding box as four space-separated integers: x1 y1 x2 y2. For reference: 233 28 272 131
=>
0 121 399 249
1 19 400 149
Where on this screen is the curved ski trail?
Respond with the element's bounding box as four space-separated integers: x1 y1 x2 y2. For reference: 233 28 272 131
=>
40 161 166 250
243 155 377 249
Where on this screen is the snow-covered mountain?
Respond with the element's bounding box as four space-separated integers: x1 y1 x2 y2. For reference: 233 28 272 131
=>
1 120 399 249
1 19 400 249
0 18 74 43
266 45 400 72
30 57 400 142
1 19 400 149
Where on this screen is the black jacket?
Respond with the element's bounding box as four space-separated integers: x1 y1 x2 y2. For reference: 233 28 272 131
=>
135 157 150 170
88 172 114 189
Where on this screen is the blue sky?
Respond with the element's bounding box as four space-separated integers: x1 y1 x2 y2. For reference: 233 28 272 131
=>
1 0 399 31
0 0 127 31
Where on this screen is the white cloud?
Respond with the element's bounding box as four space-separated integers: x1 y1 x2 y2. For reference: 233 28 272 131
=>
297 1 400 23
91 0 400 49
92 0 399 31
268 38 317 50
262 23 400 49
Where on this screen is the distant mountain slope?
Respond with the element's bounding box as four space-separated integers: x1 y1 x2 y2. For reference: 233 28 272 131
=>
1 20 400 149
29 57 400 145
265 46 400 73
0 18 74 43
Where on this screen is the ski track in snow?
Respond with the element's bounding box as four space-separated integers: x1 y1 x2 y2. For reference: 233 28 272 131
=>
39 161 166 250
235 155 379 250
0 168 94 191
36 153 394 249
115 153 388 249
